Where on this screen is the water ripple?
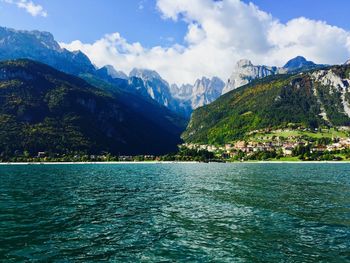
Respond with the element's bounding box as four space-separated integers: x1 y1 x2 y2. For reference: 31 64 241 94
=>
0 163 349 262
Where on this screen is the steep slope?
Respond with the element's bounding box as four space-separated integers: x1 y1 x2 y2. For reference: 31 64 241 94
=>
0 60 184 156
183 65 350 145
129 68 172 106
80 72 187 137
128 68 187 116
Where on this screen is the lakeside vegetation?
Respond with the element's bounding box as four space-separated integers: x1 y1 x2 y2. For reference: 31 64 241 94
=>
1 61 350 163
0 147 215 163
2 143 350 163
182 126 350 162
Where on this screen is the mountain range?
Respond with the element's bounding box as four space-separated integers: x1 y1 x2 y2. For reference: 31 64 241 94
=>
0 25 349 156
0 26 187 155
183 64 350 145
123 56 327 113
0 26 218 117
124 56 326 114
0 26 330 117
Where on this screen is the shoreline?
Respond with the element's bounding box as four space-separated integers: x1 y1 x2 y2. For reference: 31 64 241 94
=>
0 161 199 165
0 161 350 165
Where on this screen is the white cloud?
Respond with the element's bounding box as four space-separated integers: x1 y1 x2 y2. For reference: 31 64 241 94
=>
2 0 47 17
61 0 350 85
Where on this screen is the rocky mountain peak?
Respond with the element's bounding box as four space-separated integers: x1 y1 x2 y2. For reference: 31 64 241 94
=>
236 59 253 68
222 59 279 94
170 76 225 112
283 56 316 71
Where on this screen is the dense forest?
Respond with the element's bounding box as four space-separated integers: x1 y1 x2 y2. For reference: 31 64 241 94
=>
0 60 185 158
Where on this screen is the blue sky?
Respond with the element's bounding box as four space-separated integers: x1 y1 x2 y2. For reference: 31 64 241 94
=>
1 0 349 46
0 0 188 47
1 0 350 84
243 0 350 30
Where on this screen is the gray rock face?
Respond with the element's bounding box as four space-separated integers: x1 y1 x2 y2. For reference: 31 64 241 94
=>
311 69 350 119
222 59 284 94
170 83 193 100
171 76 225 112
345 59 350 65
127 69 225 117
191 77 225 108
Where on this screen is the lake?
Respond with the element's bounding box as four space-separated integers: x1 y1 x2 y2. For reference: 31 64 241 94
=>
0 163 349 262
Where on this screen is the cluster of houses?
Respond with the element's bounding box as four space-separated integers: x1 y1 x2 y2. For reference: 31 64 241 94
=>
312 138 350 152
183 137 350 158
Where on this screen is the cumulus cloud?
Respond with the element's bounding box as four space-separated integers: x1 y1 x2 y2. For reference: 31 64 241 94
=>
2 0 47 17
61 0 350 85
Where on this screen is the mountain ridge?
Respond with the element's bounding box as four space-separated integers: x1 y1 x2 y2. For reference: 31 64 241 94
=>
0 26 191 118
0 26 95 76
183 64 350 145
0 26 334 118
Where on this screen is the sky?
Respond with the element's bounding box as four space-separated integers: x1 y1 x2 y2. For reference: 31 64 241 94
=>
1 0 350 85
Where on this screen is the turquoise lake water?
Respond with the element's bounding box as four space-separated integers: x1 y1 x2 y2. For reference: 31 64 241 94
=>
0 163 349 262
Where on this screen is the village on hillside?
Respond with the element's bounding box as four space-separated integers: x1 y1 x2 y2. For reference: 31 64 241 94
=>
183 127 350 161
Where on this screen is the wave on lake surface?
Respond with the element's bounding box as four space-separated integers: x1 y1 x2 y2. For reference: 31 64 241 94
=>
0 163 349 262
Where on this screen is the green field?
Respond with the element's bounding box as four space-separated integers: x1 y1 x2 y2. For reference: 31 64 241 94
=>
249 128 349 142
273 156 301 161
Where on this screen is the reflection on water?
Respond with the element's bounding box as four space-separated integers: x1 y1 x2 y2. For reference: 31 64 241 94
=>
0 163 349 262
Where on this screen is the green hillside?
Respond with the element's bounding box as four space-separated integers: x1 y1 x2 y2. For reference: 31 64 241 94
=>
183 65 350 145
0 59 184 157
